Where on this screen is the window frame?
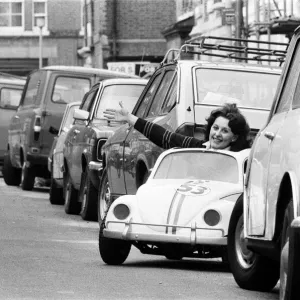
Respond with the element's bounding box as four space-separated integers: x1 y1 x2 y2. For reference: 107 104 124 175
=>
0 86 23 109
50 75 91 105
32 0 48 33
0 0 24 30
132 70 164 118
145 69 176 118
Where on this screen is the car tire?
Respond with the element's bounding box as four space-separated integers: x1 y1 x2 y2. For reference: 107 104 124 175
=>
98 168 112 227
79 166 98 221
2 152 21 186
279 200 293 300
64 172 80 215
228 194 279 292
49 164 64 205
21 162 35 191
99 218 131 265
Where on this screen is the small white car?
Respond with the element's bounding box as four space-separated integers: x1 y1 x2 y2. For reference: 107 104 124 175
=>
48 101 80 204
99 147 250 265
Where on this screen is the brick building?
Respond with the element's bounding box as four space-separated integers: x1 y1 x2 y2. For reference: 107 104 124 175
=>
80 0 176 77
0 0 85 76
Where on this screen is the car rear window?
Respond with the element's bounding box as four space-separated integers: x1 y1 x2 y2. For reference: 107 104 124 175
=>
94 84 145 118
0 87 23 109
52 76 90 104
195 68 280 110
153 151 239 184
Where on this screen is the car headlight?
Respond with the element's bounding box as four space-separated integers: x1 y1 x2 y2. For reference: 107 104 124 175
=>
204 210 221 226
113 204 130 220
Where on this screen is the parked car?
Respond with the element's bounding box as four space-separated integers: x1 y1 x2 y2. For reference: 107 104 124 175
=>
4 65 137 190
98 51 282 225
99 147 250 265
48 101 80 205
227 27 300 298
63 78 147 221
0 76 25 172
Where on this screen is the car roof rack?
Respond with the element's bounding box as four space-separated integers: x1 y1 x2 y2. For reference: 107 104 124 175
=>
161 36 289 66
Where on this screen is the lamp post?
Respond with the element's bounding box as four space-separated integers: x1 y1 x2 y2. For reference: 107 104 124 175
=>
36 17 45 69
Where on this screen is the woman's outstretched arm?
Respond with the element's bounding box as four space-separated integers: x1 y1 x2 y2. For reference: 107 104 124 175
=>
104 102 204 150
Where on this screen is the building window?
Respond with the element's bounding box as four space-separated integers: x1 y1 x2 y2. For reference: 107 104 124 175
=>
0 0 23 27
33 0 47 29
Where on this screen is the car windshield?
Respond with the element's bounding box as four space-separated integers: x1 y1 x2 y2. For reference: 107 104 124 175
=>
153 151 239 184
52 76 90 104
95 84 145 118
195 69 280 110
0 87 23 109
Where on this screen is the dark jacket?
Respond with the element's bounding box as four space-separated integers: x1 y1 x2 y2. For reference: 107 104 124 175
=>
134 118 206 150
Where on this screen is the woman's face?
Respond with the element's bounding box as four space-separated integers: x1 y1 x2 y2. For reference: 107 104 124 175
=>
209 116 238 150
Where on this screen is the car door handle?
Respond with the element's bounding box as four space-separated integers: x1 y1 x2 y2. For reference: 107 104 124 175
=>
14 115 19 119
264 131 275 141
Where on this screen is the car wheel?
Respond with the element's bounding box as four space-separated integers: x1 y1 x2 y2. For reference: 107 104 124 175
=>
228 194 279 292
99 218 131 265
2 152 21 186
279 201 293 300
64 172 80 215
21 161 35 191
79 166 98 221
98 168 112 227
49 163 64 205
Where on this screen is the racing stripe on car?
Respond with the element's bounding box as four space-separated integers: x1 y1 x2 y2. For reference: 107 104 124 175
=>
165 192 185 234
171 194 185 234
166 192 179 233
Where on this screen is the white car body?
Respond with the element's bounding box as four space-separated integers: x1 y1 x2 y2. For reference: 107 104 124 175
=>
103 147 250 259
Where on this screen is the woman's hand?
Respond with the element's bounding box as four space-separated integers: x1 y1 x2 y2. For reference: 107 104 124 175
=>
103 101 138 126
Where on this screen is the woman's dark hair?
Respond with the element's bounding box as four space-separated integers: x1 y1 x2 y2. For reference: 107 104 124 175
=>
204 103 251 151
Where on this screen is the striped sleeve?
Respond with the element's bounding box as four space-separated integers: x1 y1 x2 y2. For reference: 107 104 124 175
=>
134 118 204 149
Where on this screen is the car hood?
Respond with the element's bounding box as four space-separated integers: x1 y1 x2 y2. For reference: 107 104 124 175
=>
136 179 241 229
92 120 125 139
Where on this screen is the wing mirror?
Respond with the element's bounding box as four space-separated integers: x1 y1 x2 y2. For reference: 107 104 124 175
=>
73 108 89 121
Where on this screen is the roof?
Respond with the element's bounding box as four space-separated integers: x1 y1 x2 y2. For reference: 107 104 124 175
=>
66 101 81 108
160 147 251 160
101 78 148 86
175 59 282 74
41 65 139 78
0 77 26 85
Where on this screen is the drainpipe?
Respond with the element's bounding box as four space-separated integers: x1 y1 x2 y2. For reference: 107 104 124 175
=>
84 0 88 47
112 0 117 61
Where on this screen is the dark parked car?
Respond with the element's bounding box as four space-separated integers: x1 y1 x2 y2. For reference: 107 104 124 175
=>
98 37 284 225
63 78 147 221
47 101 80 205
0 77 25 171
3 65 136 190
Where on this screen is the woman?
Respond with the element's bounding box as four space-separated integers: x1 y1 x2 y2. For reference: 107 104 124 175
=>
104 102 251 152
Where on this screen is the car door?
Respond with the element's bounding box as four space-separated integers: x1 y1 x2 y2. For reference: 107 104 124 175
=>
246 40 300 237
66 85 99 187
42 73 91 158
122 68 177 195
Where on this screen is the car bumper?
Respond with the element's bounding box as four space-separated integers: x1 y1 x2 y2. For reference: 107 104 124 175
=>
27 153 48 166
104 219 227 246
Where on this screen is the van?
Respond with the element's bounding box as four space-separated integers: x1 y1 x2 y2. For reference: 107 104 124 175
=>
3 66 137 190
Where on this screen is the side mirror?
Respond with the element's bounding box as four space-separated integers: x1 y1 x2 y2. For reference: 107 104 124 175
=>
73 108 89 121
49 126 59 135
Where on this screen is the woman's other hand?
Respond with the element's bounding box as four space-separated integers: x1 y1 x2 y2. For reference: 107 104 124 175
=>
103 101 138 126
